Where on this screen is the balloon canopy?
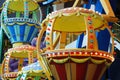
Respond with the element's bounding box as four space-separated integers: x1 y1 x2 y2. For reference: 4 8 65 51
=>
1 45 37 79
41 7 114 54
37 7 114 80
7 0 38 12
1 0 41 44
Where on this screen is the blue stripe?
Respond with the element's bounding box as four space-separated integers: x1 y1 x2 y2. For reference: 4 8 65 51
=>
97 28 110 52
95 0 105 13
76 33 84 48
26 26 35 42
7 26 16 43
83 0 92 9
19 25 25 41
95 31 99 37
29 28 38 42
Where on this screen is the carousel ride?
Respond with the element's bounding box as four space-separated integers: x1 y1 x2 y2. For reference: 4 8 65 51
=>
37 7 115 80
0 0 45 79
0 0 119 80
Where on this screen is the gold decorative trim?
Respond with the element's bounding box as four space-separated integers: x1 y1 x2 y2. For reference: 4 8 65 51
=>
48 57 112 65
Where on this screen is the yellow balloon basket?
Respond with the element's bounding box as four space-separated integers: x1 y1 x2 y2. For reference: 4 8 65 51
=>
37 7 114 80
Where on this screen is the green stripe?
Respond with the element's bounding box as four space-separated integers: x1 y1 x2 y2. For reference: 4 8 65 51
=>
14 25 20 41
24 25 31 41
24 1 29 18
0 28 3 63
33 11 37 20
16 12 20 18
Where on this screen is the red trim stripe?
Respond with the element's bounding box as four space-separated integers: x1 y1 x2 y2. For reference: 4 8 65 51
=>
92 63 105 80
76 63 88 80
55 64 67 80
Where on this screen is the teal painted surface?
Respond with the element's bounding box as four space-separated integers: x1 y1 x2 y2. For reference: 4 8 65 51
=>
0 27 3 63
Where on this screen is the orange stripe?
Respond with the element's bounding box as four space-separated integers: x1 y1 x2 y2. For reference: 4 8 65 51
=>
65 63 77 80
50 65 60 80
71 63 76 80
85 63 97 80
60 32 67 49
65 63 71 80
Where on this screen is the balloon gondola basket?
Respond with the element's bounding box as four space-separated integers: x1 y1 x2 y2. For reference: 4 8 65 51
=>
37 7 115 80
1 45 38 79
1 0 41 79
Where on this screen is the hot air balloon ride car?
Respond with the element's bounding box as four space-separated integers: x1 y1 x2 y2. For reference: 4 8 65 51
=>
37 7 115 80
1 0 41 79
